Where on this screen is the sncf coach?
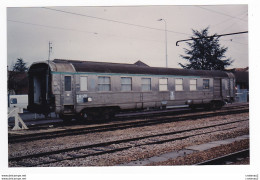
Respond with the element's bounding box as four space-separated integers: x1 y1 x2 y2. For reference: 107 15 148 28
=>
27 59 235 121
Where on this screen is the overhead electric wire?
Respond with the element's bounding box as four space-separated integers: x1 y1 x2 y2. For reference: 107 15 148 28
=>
176 31 248 46
196 6 247 22
219 11 248 34
9 8 248 47
212 10 248 27
8 18 247 47
7 19 98 35
7 19 173 44
41 7 190 36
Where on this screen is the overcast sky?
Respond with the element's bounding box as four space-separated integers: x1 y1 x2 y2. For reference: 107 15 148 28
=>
7 5 248 69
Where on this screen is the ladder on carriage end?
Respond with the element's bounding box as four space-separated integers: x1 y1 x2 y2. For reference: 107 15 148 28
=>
8 107 28 130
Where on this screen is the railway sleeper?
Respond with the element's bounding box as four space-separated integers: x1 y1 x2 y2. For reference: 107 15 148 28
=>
209 100 225 110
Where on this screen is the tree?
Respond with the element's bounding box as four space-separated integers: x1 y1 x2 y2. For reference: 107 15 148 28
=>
12 58 28 72
179 27 233 70
8 58 28 94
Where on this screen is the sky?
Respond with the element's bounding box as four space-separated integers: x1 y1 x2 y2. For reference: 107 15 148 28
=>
6 5 248 69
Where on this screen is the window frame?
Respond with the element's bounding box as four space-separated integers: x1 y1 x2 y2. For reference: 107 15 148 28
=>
175 78 183 91
80 76 88 91
190 79 197 91
98 76 111 92
121 77 132 92
141 77 152 91
64 76 72 91
159 78 168 91
203 79 210 90
224 79 228 90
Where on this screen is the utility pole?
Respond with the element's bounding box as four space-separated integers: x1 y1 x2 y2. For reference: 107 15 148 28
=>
158 19 168 68
46 41 52 102
48 41 52 61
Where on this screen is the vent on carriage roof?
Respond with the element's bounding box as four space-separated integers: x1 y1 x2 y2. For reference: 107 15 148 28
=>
134 60 149 67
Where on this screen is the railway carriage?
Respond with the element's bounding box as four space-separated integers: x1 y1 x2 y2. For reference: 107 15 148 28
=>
27 59 235 121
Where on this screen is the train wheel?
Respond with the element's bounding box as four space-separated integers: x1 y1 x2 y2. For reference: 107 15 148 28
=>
208 101 224 110
102 109 115 121
60 114 72 123
210 102 217 110
189 105 197 111
78 109 94 122
216 101 224 110
103 112 110 121
109 111 116 120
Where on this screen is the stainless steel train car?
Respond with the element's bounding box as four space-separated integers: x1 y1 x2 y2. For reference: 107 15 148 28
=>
27 59 235 121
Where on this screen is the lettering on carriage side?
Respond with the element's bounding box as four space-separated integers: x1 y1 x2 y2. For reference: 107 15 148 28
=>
76 94 88 103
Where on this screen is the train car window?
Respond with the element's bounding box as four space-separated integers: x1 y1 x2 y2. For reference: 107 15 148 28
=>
203 79 210 89
190 79 197 91
121 77 132 91
159 78 168 91
230 79 234 92
141 78 151 91
98 76 111 91
224 79 228 90
175 78 183 91
65 76 71 91
80 76 88 91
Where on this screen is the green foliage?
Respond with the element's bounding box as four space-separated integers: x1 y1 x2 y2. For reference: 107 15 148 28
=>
12 58 28 72
179 27 233 70
8 58 28 94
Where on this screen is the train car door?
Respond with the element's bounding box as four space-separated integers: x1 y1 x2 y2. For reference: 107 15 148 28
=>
136 93 143 109
63 75 74 105
213 78 222 99
221 79 228 98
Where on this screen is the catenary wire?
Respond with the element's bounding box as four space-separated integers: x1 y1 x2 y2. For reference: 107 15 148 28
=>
41 7 248 46
196 6 247 23
212 10 248 27
7 19 98 35
41 7 190 36
7 19 176 44
9 18 247 46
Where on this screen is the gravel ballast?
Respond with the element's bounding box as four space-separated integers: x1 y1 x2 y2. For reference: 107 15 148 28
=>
8 112 249 167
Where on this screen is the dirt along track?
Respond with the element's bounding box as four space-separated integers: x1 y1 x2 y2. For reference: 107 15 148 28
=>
8 103 249 167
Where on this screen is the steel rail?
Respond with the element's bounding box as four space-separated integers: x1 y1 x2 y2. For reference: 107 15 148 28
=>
8 107 249 144
8 103 248 128
9 118 248 166
196 149 249 165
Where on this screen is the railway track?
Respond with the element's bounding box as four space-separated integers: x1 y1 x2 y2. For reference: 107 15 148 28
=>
8 105 249 144
8 103 248 129
196 149 249 165
9 118 248 167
